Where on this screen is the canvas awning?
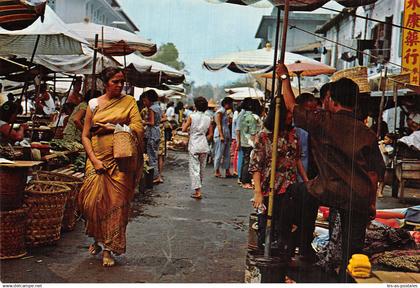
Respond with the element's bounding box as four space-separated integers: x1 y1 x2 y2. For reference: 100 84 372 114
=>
225 86 265 100
0 6 86 56
122 53 185 88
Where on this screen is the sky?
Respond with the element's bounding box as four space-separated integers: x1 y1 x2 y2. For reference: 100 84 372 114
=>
119 0 272 86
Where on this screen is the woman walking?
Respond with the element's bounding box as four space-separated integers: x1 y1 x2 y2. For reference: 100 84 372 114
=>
78 67 143 267
213 97 234 178
182 97 213 199
142 90 162 184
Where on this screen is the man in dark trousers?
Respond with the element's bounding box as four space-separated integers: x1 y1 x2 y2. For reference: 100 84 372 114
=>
276 64 385 282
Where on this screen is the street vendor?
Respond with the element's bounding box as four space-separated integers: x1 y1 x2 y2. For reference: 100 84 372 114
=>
34 83 56 115
0 101 28 143
276 63 385 282
66 78 83 106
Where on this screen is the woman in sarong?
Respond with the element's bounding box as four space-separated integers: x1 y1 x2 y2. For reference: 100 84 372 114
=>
78 67 143 267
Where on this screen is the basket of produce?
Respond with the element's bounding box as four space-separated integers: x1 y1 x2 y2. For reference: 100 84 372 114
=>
24 181 70 247
168 128 189 151
32 171 83 232
0 208 28 259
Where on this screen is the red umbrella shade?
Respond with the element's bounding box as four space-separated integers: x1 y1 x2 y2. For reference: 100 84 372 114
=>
261 60 336 77
0 0 46 31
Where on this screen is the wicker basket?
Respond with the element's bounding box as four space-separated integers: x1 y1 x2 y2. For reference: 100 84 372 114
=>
24 181 70 247
0 208 28 259
331 66 370 93
113 131 136 158
32 171 82 232
0 167 28 211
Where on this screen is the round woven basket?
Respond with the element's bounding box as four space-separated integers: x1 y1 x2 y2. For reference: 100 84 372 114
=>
0 208 28 259
0 167 28 211
32 171 83 232
331 66 370 93
24 181 70 247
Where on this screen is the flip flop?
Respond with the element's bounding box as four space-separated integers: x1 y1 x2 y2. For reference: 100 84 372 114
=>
225 174 236 179
190 194 202 199
88 243 102 256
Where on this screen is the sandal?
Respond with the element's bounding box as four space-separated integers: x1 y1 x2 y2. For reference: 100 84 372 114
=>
190 194 202 199
242 183 253 189
88 243 102 256
102 250 115 267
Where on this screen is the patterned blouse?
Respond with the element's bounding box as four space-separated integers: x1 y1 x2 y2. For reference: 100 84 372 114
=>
249 128 300 196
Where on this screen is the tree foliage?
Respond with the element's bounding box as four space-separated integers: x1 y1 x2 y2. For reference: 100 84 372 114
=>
151 42 185 71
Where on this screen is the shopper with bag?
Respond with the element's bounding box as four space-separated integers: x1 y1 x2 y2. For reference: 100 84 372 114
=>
78 67 143 267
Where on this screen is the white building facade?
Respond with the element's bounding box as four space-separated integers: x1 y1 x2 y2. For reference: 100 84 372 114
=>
316 0 405 76
48 0 138 32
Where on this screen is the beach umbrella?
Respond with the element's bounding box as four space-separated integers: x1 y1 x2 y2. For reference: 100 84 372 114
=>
260 60 336 94
203 45 322 74
206 0 378 9
67 21 157 57
0 0 47 30
0 5 86 56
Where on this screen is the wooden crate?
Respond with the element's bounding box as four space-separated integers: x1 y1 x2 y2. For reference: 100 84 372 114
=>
395 159 420 202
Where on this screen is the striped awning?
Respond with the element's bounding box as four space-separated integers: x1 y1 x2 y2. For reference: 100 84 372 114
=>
0 0 47 31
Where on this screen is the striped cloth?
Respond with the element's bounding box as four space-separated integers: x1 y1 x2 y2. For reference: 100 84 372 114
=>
0 0 46 31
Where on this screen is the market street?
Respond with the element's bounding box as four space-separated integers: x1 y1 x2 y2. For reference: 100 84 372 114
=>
1 151 254 283
1 150 412 283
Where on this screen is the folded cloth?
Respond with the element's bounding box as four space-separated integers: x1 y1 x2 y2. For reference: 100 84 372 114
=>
348 254 372 278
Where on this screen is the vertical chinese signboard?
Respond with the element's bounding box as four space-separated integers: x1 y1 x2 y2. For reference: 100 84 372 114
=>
402 0 420 85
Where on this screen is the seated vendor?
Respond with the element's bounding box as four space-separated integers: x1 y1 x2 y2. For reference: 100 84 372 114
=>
0 101 28 143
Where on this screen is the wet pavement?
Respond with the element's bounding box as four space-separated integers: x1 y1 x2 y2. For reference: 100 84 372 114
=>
1 151 254 283
1 151 415 283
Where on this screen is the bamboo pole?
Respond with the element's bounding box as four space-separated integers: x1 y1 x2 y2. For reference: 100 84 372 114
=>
264 0 290 259
91 34 99 100
377 67 388 139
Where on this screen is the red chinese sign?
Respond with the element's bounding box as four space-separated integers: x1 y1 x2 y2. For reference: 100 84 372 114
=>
402 0 420 85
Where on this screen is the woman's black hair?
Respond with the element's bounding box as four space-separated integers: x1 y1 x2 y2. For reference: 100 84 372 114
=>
101 67 124 84
263 97 288 132
142 89 159 102
175 101 184 114
84 90 102 103
167 101 174 108
194 97 208 112
251 99 262 116
221 97 233 107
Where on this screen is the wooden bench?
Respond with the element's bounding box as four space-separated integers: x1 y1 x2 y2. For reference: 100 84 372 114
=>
353 271 420 283
395 159 420 202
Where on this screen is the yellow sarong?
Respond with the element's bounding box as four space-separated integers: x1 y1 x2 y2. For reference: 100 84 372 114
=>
78 95 143 255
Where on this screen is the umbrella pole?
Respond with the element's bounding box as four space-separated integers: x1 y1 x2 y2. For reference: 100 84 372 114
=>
269 7 282 103
377 67 388 139
297 73 302 95
91 34 99 100
264 0 290 259
53 77 75 138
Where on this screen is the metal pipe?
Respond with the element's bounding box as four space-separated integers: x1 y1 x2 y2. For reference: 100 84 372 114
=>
264 0 290 259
